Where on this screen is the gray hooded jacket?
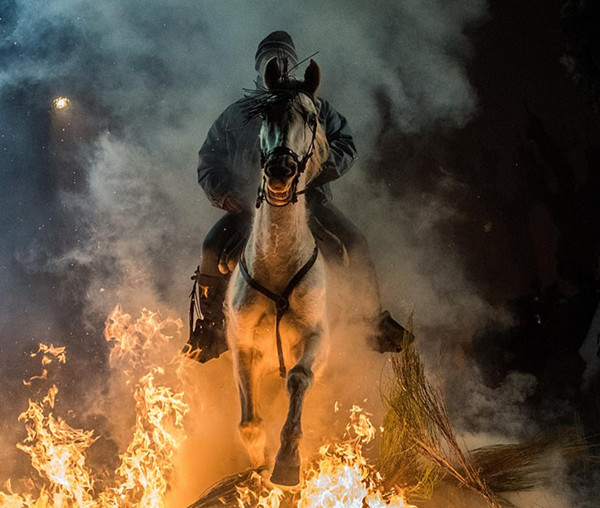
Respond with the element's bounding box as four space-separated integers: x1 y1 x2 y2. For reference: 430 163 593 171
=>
197 97 357 209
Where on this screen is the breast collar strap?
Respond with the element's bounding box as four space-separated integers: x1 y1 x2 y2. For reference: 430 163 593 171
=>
239 244 319 378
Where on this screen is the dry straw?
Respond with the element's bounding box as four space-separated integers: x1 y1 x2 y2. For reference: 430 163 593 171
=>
379 340 588 507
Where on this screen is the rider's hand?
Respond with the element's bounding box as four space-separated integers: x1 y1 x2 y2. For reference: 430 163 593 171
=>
218 214 251 274
218 232 248 274
222 193 248 214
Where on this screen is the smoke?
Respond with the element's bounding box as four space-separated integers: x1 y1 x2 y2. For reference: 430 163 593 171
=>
0 0 584 506
1 0 488 319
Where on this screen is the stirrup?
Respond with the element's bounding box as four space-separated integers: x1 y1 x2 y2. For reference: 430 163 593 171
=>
183 318 228 363
373 310 415 353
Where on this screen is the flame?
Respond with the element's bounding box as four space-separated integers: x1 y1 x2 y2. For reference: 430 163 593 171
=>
235 406 416 508
1 306 187 508
298 406 415 508
236 472 285 508
100 367 188 507
1 306 416 508
23 344 66 386
16 385 97 507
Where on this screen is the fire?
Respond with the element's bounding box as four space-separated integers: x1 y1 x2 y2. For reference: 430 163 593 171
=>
0 307 187 508
299 406 415 508
235 406 416 508
23 344 66 386
101 367 188 507
1 306 417 508
16 384 97 507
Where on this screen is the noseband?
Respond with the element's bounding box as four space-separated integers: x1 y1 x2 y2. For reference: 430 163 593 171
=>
256 93 318 208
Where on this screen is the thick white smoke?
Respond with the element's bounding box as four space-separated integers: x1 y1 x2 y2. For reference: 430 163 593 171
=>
1 0 488 317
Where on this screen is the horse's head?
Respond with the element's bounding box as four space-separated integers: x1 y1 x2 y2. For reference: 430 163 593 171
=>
256 58 327 207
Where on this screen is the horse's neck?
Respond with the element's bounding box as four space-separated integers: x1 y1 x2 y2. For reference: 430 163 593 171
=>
246 198 314 287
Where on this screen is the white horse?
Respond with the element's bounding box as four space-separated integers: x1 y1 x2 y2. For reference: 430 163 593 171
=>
225 58 329 486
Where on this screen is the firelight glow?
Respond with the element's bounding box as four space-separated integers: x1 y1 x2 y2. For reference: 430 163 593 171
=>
0 307 418 508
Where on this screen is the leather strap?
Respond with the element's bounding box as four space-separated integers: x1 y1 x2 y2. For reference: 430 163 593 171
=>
239 245 319 377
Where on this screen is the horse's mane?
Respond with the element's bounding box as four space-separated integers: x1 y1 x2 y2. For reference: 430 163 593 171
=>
240 84 310 124
240 50 320 123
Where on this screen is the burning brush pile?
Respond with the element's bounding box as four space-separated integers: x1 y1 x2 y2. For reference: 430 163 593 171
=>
0 307 584 508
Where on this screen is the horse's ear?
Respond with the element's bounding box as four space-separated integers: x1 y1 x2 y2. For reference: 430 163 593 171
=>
304 59 320 96
264 57 281 90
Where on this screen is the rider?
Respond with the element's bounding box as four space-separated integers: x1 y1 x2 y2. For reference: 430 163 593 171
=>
186 31 412 362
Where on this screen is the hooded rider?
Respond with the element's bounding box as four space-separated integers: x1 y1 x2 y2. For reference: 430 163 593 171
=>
185 31 412 362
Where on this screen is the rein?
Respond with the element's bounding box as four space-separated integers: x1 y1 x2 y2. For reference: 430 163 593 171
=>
239 245 319 378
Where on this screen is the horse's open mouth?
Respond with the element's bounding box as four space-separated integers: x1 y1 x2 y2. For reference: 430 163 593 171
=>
266 183 293 204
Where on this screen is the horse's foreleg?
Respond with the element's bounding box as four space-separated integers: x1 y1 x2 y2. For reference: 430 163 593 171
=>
234 346 267 468
271 329 322 486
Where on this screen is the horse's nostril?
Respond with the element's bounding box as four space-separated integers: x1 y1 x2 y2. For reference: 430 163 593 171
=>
266 163 294 178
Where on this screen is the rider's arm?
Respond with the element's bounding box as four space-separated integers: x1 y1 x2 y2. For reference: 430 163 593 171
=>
197 107 242 211
311 98 358 187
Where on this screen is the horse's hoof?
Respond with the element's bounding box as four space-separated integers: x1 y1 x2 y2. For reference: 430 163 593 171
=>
270 454 300 487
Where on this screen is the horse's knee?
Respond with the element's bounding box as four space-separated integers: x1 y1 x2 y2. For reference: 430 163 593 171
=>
239 420 267 466
239 419 264 441
286 364 314 393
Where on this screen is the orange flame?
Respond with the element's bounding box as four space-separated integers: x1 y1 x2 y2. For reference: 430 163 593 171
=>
1 306 187 508
23 344 67 386
298 406 415 508
234 406 416 508
1 306 416 508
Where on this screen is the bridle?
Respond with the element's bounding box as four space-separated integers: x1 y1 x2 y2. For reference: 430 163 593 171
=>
255 91 318 209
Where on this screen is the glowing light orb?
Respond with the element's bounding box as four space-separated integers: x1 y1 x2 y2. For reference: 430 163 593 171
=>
53 96 70 110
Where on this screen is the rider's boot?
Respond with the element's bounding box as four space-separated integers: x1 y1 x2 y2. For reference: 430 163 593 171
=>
370 310 415 353
184 274 229 363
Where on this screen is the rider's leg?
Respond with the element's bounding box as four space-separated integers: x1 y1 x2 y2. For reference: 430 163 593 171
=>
309 201 414 352
184 211 251 362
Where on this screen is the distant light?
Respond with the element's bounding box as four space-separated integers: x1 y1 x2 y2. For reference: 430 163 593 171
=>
53 97 70 110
